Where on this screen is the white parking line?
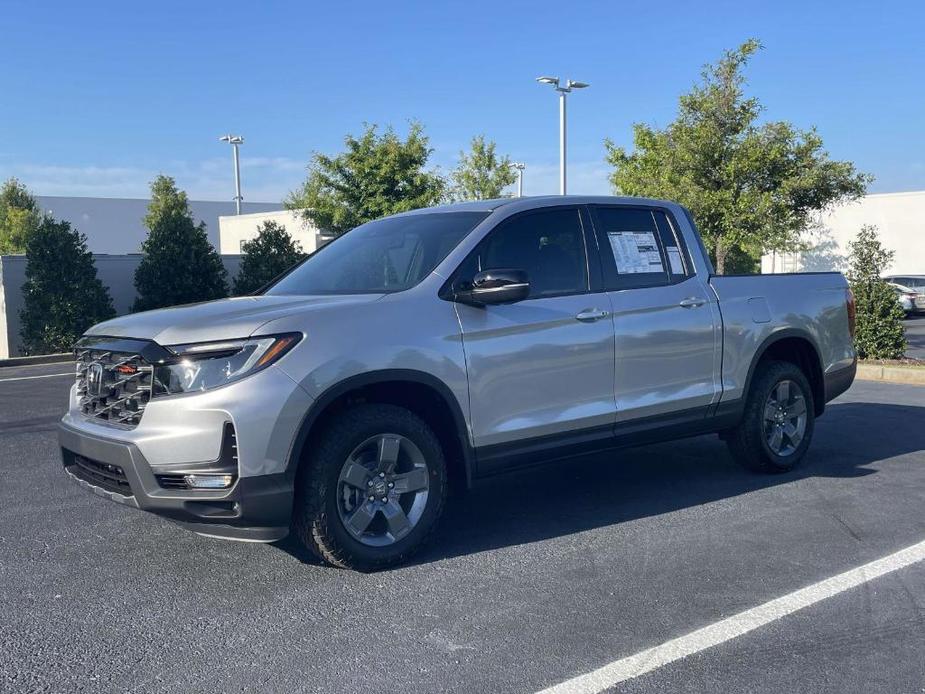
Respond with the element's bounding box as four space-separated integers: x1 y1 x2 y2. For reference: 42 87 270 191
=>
0 372 72 383
537 538 925 694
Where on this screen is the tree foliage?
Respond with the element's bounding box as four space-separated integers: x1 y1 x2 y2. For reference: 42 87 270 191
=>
606 39 870 274
20 217 115 355
286 122 446 236
133 175 227 312
233 220 305 295
450 135 517 201
845 225 906 360
0 177 42 254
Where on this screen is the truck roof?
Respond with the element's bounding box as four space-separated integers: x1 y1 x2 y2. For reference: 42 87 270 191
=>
397 195 682 215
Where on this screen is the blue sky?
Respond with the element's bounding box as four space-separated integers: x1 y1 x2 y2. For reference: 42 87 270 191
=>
2 0 923 203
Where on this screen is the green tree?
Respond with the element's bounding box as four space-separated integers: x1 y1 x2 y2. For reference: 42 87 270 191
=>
286 122 446 236
845 225 906 360
606 39 870 274
133 175 227 311
450 135 517 201
20 217 115 355
233 220 305 295
0 177 42 254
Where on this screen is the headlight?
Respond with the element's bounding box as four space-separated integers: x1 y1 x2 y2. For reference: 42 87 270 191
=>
152 333 302 397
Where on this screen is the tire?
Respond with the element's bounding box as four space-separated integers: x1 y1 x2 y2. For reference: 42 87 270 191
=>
292 403 447 571
726 360 815 474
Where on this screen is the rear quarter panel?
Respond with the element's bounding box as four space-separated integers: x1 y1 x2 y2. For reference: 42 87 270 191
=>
709 273 856 403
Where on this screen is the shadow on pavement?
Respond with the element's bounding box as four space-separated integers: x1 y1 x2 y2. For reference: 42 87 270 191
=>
275 401 925 567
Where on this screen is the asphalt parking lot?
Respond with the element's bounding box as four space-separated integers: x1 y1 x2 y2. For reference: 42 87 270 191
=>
1 362 924 693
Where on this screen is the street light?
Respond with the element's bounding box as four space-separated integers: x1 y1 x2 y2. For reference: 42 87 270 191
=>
219 134 244 214
511 162 526 197
535 77 589 195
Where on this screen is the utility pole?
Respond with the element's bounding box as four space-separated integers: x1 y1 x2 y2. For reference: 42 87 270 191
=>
535 77 589 195
219 134 244 214
512 162 526 197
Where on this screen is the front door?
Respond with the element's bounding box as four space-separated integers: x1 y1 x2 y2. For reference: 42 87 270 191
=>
452 207 617 451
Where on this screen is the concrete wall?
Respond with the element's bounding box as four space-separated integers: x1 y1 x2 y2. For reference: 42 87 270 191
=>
762 190 925 274
0 255 242 359
218 209 324 254
36 196 280 254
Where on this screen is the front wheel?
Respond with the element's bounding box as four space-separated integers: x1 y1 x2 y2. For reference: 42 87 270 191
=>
726 360 815 474
292 404 447 571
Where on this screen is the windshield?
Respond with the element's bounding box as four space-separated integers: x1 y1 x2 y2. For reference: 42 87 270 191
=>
266 211 489 295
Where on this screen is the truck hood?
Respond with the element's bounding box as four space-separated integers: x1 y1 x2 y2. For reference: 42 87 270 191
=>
86 294 384 346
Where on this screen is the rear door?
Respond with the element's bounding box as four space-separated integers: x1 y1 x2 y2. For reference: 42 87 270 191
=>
588 204 721 423
452 206 617 451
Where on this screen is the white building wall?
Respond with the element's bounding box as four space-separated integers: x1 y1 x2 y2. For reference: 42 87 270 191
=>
37 196 279 254
218 210 324 255
761 190 925 275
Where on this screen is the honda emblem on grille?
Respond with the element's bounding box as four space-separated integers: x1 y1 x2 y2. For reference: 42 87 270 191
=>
87 362 104 397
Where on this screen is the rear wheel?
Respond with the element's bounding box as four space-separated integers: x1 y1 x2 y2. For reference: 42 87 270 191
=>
293 404 447 571
726 360 815 473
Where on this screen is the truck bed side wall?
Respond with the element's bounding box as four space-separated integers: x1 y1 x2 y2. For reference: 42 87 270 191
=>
708 274 856 404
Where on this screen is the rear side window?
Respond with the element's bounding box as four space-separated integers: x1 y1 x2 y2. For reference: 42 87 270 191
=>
590 207 691 290
653 211 690 281
455 208 589 298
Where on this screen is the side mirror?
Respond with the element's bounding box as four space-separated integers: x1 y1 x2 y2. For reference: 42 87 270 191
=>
456 269 530 305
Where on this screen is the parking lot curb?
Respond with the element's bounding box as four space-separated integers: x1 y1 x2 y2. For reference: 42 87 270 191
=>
0 353 71 368
857 362 925 386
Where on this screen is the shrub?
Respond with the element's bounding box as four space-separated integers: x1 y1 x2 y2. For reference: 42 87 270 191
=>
133 175 227 311
845 225 906 359
233 220 305 295
0 177 42 254
20 217 115 355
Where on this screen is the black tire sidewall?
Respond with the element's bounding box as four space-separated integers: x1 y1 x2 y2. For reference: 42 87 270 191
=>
305 404 447 569
752 363 815 471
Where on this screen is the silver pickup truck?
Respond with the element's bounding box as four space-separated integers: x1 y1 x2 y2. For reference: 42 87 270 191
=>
59 196 857 570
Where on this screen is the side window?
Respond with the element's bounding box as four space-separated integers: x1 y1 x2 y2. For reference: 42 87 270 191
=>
463 208 589 298
653 210 691 281
591 207 691 290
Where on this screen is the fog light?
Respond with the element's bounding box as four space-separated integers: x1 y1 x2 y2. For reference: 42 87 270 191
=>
184 474 234 489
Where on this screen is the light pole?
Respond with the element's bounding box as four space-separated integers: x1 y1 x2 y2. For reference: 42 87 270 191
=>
536 77 589 195
219 134 244 214
512 162 525 197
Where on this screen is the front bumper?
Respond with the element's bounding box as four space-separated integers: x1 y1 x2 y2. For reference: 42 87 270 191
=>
60 421 293 541
58 361 314 542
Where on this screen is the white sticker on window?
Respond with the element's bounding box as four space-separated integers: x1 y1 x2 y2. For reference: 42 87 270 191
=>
666 247 684 275
607 231 664 274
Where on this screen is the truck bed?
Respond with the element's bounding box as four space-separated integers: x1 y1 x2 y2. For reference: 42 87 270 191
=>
709 272 856 404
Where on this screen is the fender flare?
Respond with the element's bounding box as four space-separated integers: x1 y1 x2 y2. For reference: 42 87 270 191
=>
740 328 826 416
285 369 476 486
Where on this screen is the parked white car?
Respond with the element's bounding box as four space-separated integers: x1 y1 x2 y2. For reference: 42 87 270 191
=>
887 281 925 316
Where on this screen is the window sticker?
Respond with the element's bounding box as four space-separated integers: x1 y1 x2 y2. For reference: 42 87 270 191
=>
666 246 684 275
607 231 664 274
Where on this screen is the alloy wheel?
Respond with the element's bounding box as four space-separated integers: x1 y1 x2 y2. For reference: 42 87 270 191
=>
336 433 430 547
762 379 808 457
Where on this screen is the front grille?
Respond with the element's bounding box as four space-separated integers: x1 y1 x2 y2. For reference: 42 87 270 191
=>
67 454 133 496
75 348 153 428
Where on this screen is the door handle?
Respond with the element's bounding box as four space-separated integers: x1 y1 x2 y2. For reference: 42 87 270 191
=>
575 308 610 322
679 297 707 308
